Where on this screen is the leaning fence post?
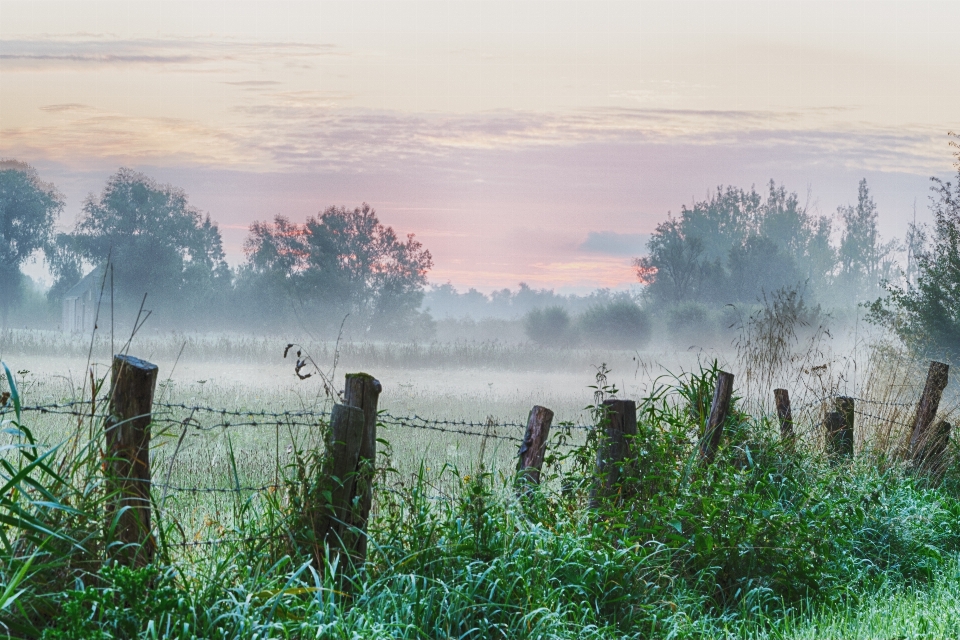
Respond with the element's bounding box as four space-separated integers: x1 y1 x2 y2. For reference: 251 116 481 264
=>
590 399 637 508
517 405 554 490
316 403 364 570
774 388 793 441
341 373 381 566
104 354 158 566
699 371 735 464
910 361 950 465
825 396 854 459
916 420 952 477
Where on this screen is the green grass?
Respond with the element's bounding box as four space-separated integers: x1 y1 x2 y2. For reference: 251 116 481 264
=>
4 349 960 638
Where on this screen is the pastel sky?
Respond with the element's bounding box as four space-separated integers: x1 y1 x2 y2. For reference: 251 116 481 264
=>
1 0 957 292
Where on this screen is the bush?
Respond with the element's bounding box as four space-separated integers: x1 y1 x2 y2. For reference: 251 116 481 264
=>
577 300 651 347
523 306 574 346
666 300 715 345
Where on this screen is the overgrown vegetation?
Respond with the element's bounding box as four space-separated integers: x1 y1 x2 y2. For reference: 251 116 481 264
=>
4 355 960 638
868 134 960 360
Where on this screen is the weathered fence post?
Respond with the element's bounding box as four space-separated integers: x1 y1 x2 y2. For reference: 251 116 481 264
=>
910 361 950 465
342 373 381 565
699 371 735 464
774 388 793 441
590 399 637 508
825 396 854 459
517 405 554 490
916 420 952 476
316 403 364 568
104 354 158 566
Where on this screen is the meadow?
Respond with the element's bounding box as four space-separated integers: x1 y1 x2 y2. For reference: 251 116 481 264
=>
3 321 960 638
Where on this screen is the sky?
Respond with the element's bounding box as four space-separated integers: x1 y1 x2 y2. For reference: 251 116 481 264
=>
1 0 957 293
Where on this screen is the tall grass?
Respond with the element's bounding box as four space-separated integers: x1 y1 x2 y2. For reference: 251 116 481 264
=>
5 355 960 638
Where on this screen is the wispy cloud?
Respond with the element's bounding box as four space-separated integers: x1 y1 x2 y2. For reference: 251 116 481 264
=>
38 103 93 113
0 35 341 71
3 100 946 179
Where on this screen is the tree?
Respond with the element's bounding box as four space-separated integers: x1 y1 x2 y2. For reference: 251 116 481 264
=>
636 181 834 306
868 136 960 357
578 299 651 347
69 168 229 316
836 179 898 301
0 160 63 327
523 306 573 346
727 235 802 304
242 204 433 333
634 217 708 303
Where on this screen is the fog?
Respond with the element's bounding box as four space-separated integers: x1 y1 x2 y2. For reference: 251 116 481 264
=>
0 162 922 360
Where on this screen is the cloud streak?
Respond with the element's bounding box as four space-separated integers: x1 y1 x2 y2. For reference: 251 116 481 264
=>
0 35 341 71
4 99 947 182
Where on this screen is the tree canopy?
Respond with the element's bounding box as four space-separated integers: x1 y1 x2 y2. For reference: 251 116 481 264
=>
0 160 63 326
241 203 433 333
635 179 887 308
67 168 229 313
868 137 960 358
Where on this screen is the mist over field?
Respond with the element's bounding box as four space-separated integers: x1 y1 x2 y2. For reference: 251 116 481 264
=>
3 2 960 638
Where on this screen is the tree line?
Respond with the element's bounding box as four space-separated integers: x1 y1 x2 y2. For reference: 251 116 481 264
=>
633 179 898 310
633 135 960 359
0 166 433 336
2 139 960 356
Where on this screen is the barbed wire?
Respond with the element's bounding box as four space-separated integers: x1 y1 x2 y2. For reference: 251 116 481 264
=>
852 409 915 430
378 413 524 443
0 400 109 419
167 534 283 549
153 402 327 420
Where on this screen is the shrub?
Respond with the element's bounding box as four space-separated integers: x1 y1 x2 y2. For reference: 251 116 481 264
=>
666 300 715 345
577 300 651 347
523 306 574 346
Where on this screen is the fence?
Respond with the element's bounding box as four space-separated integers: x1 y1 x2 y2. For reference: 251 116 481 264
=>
0 355 952 572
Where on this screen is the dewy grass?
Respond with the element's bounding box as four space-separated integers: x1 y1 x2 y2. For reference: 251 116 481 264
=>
5 347 960 637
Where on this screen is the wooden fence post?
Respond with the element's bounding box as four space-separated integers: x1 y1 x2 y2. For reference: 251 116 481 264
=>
916 420 952 477
774 388 793 441
517 405 554 490
342 373 381 565
910 361 949 465
315 403 364 569
590 399 637 508
825 397 854 459
699 371 735 464
104 354 158 566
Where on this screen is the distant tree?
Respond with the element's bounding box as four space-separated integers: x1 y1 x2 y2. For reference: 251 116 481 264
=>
0 160 63 327
242 204 433 332
636 181 832 307
836 179 897 301
523 306 574 346
680 185 763 262
45 232 84 305
634 217 708 303
70 168 230 313
837 179 879 294
727 235 803 304
868 136 960 357
578 299 651 347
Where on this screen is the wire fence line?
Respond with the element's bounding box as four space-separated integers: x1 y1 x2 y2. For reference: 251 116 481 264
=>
1 393 925 439
2 390 940 551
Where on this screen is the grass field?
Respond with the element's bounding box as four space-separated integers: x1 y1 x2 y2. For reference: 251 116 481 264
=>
4 326 960 638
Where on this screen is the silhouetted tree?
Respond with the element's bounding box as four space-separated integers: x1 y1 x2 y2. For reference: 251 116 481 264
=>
69 168 229 316
837 179 885 300
868 137 960 357
0 160 63 327
636 182 832 307
242 204 433 333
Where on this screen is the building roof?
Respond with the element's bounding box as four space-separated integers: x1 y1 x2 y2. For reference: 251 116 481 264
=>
63 266 108 300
